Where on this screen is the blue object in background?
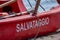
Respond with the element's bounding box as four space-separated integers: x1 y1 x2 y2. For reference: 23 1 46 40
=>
22 0 59 13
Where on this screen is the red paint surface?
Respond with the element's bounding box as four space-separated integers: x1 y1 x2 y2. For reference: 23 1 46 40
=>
0 1 20 13
0 0 27 13
17 0 27 12
0 0 60 40
0 1 7 12
0 6 60 40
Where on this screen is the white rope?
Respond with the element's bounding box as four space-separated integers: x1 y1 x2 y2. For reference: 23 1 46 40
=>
0 0 16 8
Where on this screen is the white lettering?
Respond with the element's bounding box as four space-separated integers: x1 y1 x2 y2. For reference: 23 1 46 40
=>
16 17 49 32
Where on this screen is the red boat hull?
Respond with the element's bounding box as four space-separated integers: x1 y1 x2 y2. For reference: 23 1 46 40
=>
0 0 60 40
0 6 60 40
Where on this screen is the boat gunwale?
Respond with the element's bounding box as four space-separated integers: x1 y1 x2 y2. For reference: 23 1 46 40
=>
0 5 60 23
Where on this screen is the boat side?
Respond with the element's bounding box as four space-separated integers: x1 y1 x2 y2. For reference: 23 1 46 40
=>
0 6 60 40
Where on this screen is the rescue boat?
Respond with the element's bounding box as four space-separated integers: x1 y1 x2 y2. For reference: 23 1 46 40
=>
0 0 60 40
